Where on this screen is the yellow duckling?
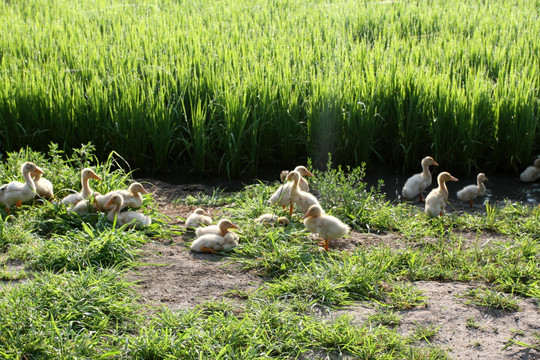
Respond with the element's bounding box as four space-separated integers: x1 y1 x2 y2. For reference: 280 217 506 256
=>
185 208 213 229
31 169 54 200
95 182 149 211
302 204 349 251
269 165 314 217
286 170 320 215
520 157 540 182
425 172 458 217
195 218 240 237
0 162 44 214
457 173 488 207
190 232 239 253
104 193 152 228
61 168 102 206
255 213 290 226
402 156 439 202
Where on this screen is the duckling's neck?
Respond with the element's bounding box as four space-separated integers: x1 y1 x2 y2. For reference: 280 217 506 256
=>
421 162 431 177
439 181 449 200
81 177 93 198
23 171 37 191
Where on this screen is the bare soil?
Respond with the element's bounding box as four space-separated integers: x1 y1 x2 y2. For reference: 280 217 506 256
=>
131 179 540 359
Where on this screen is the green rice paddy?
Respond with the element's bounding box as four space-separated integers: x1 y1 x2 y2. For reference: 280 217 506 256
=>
1 0 538 177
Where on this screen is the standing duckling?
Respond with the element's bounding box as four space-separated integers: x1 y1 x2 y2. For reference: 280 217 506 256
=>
190 232 239 253
0 162 44 214
287 170 320 215
61 168 102 205
520 157 540 182
104 193 151 228
195 219 239 237
185 208 213 229
457 173 488 207
303 204 349 251
402 156 439 202
425 172 458 217
269 165 314 217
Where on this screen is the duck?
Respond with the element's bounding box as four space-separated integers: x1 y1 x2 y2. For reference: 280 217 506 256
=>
457 173 488 207
190 232 239 253
95 182 149 211
286 170 320 215
255 213 290 226
520 157 540 182
402 156 439 202
302 204 349 251
70 192 101 215
61 168 102 206
0 162 44 214
31 169 54 199
195 218 239 237
185 208 212 229
104 193 152 228
425 172 458 217
269 165 314 216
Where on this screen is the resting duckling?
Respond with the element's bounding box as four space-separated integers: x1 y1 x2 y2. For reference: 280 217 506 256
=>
269 165 314 216
190 232 239 253
95 182 149 211
0 162 44 214
185 208 213 229
61 168 102 205
70 192 101 215
104 193 151 228
520 157 540 182
255 213 290 226
195 218 239 237
425 172 458 217
31 169 54 200
286 170 320 215
402 156 439 202
302 204 349 251
457 173 488 207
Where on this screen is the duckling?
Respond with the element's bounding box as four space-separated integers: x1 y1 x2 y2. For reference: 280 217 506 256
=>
61 168 102 206
190 232 239 253
269 165 314 216
286 170 320 215
104 193 151 228
70 192 101 215
195 218 239 237
425 172 458 217
31 169 54 200
0 162 43 214
185 208 212 229
457 173 488 207
302 204 349 251
255 213 290 226
95 182 148 211
520 157 540 182
402 156 439 202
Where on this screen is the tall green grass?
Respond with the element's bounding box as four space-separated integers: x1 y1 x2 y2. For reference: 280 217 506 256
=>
0 0 538 177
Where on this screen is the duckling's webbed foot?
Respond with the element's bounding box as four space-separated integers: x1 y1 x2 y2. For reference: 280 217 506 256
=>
200 246 217 254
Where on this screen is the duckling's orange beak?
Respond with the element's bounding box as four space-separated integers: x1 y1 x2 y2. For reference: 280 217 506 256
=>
104 199 114 208
140 187 149 194
304 170 314 177
34 167 44 175
433 161 439 166
91 173 102 181
230 223 240 230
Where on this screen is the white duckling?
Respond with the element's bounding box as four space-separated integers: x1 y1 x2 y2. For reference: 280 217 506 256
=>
61 168 102 205
302 204 349 251
269 165 314 216
457 173 488 207
190 232 239 253
95 182 149 211
520 157 540 182
425 172 458 217
0 162 43 214
185 208 213 229
255 213 290 226
402 156 439 202
31 169 54 199
286 170 320 215
104 193 152 228
70 192 101 215
195 218 239 237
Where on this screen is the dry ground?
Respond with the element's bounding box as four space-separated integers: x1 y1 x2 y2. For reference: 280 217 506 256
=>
127 179 539 359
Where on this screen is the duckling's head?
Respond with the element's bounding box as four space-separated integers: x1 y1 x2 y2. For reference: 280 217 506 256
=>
217 219 240 232
534 158 540 168
286 170 301 183
438 172 458 184
302 204 324 219
22 162 43 176
421 156 439 167
82 168 102 181
129 182 149 195
193 208 207 215
105 193 123 209
294 166 314 177
477 173 488 182
277 216 290 226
